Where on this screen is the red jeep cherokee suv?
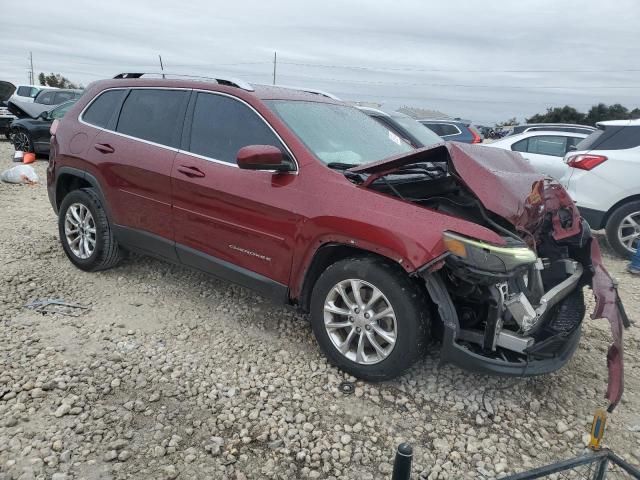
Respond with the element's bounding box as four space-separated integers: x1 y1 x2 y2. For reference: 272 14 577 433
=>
47 74 627 408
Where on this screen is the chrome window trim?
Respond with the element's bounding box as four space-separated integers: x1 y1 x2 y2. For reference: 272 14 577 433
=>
78 86 299 174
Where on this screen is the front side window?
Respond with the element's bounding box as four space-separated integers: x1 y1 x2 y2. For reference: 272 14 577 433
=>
83 89 128 128
189 93 289 165
268 100 412 165
116 89 189 147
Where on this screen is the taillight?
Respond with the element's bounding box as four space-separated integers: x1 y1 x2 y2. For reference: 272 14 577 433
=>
470 128 482 144
567 154 607 171
50 119 59 136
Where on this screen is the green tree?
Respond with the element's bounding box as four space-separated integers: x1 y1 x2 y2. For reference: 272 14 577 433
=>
585 103 630 125
525 106 586 124
37 72 81 89
631 108 640 119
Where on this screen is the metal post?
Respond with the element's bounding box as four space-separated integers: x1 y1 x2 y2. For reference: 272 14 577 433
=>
159 55 165 79
29 52 34 85
273 51 277 85
391 443 413 480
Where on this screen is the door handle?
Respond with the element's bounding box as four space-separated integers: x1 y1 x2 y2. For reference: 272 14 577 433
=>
177 165 206 178
94 143 115 154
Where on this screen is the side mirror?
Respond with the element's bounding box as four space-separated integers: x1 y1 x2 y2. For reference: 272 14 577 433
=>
39 111 49 120
567 144 577 152
237 145 293 172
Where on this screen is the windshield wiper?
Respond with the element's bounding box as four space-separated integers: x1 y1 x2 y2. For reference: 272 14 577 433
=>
326 162 360 170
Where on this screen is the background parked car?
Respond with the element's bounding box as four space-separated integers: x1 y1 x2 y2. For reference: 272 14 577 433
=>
419 119 483 143
8 85 58 104
0 80 17 139
11 100 76 155
358 107 443 148
485 130 588 178
33 88 83 106
507 123 596 136
560 119 640 257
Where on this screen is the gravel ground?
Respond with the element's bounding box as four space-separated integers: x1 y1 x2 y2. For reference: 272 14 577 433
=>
0 139 639 480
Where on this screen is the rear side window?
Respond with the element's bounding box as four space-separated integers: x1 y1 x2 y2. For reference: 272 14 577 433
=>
188 92 285 164
83 89 127 128
526 135 567 156
425 123 460 136
584 126 640 150
116 89 189 147
17 86 38 97
54 91 78 104
35 91 56 105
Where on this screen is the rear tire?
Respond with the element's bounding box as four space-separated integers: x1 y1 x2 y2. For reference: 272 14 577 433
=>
310 256 429 381
605 200 640 258
58 188 122 272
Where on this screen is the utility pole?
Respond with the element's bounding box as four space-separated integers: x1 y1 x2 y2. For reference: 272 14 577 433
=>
272 51 277 85
29 52 34 85
158 54 165 79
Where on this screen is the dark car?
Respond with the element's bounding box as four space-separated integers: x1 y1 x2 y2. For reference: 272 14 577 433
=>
358 107 443 148
11 100 76 155
46 73 627 407
0 80 17 139
34 89 83 106
508 123 596 136
419 119 483 144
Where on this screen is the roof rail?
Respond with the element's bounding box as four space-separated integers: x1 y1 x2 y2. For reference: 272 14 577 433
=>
112 72 255 92
268 84 341 100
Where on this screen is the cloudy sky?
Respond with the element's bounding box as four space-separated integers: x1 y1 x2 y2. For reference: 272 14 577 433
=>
2 0 638 124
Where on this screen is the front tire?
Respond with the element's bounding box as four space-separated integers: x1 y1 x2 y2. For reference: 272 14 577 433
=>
605 200 640 258
58 188 122 271
310 257 429 381
12 128 33 152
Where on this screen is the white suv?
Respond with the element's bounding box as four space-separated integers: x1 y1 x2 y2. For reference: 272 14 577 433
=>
561 119 640 257
8 84 58 104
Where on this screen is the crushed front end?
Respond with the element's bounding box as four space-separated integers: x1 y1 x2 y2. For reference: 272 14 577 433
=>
349 143 629 410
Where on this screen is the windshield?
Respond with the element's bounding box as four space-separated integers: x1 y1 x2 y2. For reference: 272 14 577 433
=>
267 100 413 165
390 114 443 147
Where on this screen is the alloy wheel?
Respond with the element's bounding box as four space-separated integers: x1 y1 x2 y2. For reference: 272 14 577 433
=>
617 211 640 254
64 203 97 259
323 279 397 365
12 130 31 152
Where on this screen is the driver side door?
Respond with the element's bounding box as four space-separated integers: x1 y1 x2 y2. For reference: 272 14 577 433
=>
172 92 301 301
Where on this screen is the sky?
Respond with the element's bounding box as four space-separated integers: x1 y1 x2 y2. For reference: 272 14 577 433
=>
1 0 638 124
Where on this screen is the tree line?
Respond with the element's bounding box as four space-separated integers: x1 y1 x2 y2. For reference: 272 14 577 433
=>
525 103 640 126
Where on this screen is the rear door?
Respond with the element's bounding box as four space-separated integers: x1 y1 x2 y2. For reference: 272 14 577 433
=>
171 91 299 300
89 88 190 256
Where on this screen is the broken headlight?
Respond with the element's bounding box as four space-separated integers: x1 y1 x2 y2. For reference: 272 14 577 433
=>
443 231 537 273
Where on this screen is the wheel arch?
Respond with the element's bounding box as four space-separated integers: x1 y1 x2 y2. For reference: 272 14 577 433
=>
55 167 111 219
604 194 640 228
296 243 413 313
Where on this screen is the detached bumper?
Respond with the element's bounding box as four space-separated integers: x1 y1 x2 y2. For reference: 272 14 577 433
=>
440 323 582 377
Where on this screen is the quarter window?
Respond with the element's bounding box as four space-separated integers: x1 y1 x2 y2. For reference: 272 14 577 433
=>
188 92 287 165
116 89 189 147
17 86 38 98
83 89 128 129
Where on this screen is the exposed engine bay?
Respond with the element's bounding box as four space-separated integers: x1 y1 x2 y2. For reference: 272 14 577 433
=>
346 142 630 410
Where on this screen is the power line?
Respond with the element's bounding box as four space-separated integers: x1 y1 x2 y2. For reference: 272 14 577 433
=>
278 61 640 74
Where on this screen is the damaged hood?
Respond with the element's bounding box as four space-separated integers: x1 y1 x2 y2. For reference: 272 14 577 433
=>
7 99 50 119
351 142 629 410
0 81 16 103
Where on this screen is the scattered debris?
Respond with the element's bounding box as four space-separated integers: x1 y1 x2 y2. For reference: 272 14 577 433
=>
1 164 39 184
25 298 91 317
338 381 355 395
